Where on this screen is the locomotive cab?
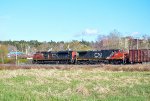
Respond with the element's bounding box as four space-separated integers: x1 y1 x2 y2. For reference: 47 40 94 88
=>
107 50 129 64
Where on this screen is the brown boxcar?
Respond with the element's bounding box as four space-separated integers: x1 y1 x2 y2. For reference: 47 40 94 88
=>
129 49 150 63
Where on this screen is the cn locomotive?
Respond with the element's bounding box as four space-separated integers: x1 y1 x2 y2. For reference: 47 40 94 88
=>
32 49 148 64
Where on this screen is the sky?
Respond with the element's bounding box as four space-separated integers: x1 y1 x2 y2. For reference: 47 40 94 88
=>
0 0 150 42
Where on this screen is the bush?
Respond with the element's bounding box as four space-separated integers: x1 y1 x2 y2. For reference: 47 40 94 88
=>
18 59 29 64
0 58 16 64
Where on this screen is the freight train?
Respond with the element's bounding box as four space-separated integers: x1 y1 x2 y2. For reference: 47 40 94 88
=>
32 49 150 64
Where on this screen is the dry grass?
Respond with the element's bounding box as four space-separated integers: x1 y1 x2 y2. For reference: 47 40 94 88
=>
75 84 90 96
0 64 150 72
102 64 150 71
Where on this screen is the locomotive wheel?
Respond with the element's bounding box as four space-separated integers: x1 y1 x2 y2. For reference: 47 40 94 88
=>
32 60 37 64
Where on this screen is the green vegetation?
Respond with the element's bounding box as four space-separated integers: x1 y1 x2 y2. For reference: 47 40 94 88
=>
0 58 15 64
0 66 150 101
0 45 8 64
0 58 29 64
1 40 92 52
18 59 30 64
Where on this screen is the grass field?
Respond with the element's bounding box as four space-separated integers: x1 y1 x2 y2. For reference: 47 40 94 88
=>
0 64 150 101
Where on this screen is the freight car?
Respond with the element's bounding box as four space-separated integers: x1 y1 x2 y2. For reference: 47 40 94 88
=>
129 49 150 64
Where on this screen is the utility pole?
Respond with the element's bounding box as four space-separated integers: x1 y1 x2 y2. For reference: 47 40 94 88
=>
0 45 4 64
0 51 4 64
16 47 18 65
82 32 85 41
137 38 138 49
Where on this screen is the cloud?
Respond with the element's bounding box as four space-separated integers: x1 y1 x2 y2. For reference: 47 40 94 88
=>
74 28 99 37
132 32 140 36
83 28 99 35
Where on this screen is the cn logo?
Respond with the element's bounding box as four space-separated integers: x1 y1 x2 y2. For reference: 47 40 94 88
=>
94 53 102 58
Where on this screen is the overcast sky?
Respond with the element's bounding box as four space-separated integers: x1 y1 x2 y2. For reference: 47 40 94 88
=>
0 0 150 41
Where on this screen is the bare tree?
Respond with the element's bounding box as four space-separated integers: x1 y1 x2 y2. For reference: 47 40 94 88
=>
96 29 122 50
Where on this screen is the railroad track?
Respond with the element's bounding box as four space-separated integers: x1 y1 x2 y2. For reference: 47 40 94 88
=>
0 64 105 69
